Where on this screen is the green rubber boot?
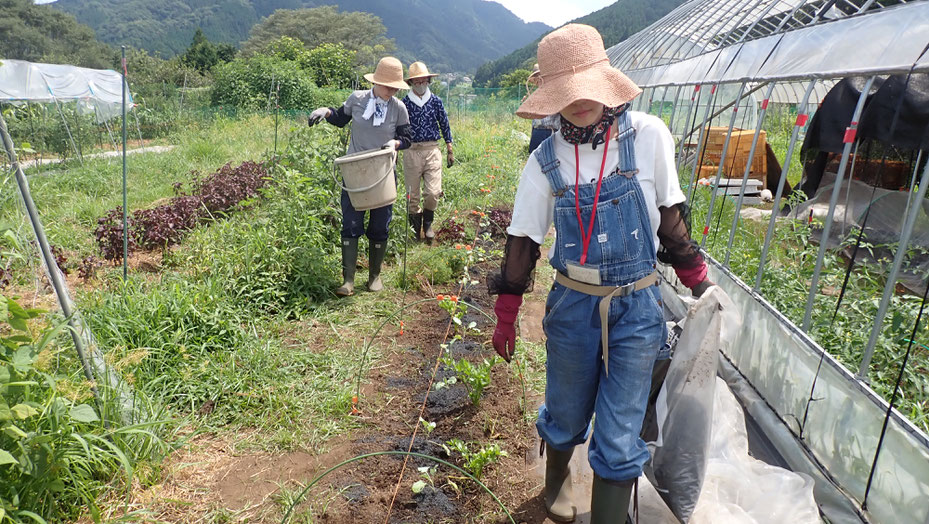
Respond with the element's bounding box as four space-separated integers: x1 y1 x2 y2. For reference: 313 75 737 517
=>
544 445 576 522
367 241 388 292
590 474 634 524
335 237 359 297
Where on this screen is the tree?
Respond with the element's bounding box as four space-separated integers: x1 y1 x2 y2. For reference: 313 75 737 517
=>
305 43 356 89
0 0 112 68
181 28 237 73
263 37 356 89
498 69 533 89
240 6 394 70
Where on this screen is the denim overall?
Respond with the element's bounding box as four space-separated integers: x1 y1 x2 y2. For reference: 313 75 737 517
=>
534 110 667 483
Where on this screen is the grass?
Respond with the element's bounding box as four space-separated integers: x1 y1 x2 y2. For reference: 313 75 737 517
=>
4 99 929 522
691 179 929 431
1 114 285 258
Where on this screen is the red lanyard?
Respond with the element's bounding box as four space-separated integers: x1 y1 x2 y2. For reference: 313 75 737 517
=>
574 125 611 266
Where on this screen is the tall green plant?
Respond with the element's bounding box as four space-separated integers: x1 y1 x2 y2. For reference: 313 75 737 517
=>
1 294 168 523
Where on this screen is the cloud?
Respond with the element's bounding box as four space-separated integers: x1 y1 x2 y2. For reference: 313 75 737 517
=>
487 0 613 27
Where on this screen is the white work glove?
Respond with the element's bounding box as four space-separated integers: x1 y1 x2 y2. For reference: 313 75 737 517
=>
382 139 401 151
308 107 330 126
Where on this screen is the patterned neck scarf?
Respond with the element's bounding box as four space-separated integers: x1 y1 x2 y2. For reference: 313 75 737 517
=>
361 91 390 126
559 104 628 150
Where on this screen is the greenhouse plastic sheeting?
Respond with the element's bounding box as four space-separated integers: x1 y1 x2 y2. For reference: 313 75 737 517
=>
643 281 819 523
792 174 929 296
0 59 133 122
686 258 929 524
613 1 929 87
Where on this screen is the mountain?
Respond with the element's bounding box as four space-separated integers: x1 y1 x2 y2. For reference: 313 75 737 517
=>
473 0 687 86
1 0 112 68
47 0 551 72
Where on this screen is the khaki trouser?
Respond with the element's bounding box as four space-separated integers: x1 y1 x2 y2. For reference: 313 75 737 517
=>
402 141 443 213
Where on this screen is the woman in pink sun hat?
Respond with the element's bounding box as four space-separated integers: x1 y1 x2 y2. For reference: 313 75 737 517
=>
488 24 712 523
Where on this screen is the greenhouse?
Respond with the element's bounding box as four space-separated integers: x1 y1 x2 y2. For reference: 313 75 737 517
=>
2 0 929 522
606 0 929 522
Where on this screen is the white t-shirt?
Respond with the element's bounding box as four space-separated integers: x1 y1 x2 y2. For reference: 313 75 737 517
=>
507 111 685 253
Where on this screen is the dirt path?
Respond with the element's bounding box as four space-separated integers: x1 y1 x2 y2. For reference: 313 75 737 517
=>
13 144 175 170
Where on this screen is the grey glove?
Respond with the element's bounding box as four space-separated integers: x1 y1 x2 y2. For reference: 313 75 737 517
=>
382 139 401 151
446 148 455 168
692 279 714 298
308 107 330 126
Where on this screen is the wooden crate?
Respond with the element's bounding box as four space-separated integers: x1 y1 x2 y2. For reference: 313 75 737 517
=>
825 156 910 190
697 127 767 185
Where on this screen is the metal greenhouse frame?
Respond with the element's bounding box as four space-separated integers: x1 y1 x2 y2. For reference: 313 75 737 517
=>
607 1 929 522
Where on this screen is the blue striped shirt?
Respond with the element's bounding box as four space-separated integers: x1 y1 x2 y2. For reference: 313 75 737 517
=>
402 94 453 144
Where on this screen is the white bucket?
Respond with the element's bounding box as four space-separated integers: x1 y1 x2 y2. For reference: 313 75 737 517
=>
334 147 398 211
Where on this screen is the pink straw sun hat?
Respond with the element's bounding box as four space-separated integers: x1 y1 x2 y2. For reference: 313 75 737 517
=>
516 24 642 120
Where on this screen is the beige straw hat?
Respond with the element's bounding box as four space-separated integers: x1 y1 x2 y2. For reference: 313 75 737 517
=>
406 61 439 80
527 63 541 86
364 57 410 90
516 24 641 119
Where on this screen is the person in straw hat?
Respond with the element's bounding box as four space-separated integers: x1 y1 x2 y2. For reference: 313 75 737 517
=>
308 56 413 296
526 63 561 154
401 61 454 242
487 24 713 523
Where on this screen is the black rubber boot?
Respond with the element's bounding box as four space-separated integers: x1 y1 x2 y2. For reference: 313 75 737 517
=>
422 208 436 242
336 237 359 296
544 445 576 522
367 241 388 292
590 475 634 524
409 212 423 241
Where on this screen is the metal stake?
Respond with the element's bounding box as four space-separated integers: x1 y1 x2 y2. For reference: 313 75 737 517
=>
725 83 776 266
121 46 128 280
754 79 818 292
687 84 718 194
701 81 747 247
858 160 929 379
676 84 700 169
801 76 876 332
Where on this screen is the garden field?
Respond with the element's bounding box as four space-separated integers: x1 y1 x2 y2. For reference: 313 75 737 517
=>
1 106 928 523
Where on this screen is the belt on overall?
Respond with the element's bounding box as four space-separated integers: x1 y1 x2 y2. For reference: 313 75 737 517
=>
554 270 659 376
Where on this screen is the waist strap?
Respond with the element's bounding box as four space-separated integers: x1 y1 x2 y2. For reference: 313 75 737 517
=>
555 270 658 376
409 140 439 149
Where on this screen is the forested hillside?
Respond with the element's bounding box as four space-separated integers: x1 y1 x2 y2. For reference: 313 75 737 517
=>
473 0 687 86
49 0 550 71
0 0 113 68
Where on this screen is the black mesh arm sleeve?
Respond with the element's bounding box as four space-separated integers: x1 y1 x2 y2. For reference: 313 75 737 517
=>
656 203 704 270
394 124 412 150
326 106 352 127
488 235 542 295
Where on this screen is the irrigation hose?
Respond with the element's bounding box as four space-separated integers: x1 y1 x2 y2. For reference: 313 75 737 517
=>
279 451 515 523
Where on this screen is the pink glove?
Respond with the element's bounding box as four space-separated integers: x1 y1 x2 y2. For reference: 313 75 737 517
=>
674 262 708 289
492 294 523 362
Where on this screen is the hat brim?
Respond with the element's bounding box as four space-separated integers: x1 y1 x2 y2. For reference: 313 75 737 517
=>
364 73 410 90
516 66 641 119
405 73 439 81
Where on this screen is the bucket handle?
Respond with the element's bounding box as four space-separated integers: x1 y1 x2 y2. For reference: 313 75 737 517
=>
331 149 397 193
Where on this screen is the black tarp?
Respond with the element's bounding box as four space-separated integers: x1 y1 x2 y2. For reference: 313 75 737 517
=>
805 74 929 154
793 74 929 201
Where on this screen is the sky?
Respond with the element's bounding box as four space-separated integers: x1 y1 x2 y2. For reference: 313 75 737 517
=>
33 0 611 27
489 0 616 28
